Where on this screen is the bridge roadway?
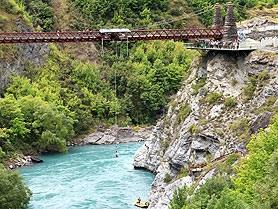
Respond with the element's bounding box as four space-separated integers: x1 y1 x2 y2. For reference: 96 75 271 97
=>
0 28 223 44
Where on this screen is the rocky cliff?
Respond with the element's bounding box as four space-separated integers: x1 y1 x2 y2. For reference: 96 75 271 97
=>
0 16 50 90
134 49 278 209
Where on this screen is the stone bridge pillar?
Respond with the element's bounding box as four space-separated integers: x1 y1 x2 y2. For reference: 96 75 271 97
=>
212 3 223 28
223 2 238 41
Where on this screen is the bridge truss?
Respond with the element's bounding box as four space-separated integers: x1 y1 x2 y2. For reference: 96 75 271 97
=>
0 28 223 44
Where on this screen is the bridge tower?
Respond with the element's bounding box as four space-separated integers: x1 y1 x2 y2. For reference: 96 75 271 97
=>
212 3 223 29
223 2 238 41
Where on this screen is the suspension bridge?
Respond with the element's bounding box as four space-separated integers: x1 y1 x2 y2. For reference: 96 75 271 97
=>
0 2 267 51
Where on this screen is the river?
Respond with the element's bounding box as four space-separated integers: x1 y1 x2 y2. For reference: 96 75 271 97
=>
18 143 155 209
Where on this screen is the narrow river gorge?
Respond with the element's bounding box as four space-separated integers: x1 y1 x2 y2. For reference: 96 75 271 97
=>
18 143 155 209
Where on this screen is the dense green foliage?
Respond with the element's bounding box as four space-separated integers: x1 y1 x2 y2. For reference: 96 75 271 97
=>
69 0 168 29
68 0 278 29
0 94 74 153
17 0 54 31
0 166 32 209
0 41 196 156
170 176 239 209
170 115 278 209
233 115 278 205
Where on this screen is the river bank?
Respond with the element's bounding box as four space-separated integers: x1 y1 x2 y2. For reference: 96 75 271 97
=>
4 126 153 169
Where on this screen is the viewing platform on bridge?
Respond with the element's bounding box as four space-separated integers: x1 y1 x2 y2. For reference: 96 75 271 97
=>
184 42 259 52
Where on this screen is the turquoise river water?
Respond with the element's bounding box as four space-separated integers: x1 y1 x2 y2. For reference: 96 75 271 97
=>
18 143 155 209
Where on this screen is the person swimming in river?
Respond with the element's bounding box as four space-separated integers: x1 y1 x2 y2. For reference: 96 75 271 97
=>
116 151 118 158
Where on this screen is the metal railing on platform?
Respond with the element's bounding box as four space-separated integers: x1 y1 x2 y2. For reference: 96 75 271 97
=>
184 42 262 50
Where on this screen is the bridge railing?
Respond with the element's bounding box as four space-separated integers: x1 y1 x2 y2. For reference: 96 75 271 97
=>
129 28 223 41
184 41 262 50
0 28 223 44
0 31 101 43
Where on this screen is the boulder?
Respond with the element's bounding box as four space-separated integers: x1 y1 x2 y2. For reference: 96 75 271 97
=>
31 156 43 163
249 111 274 135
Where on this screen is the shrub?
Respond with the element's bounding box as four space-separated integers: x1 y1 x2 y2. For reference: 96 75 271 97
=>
133 126 140 132
229 118 250 136
191 77 207 95
169 8 181 16
177 103 191 124
164 173 172 183
188 124 200 134
170 177 234 209
200 119 209 125
170 185 189 209
265 96 277 106
243 76 257 99
0 147 5 161
206 154 214 163
231 79 238 86
224 97 237 108
176 167 189 180
223 153 241 171
258 70 270 82
205 92 222 104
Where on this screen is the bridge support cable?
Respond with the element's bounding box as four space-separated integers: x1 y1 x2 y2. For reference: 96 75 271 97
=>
114 49 118 148
127 37 129 57
101 38 104 57
137 7 215 30
135 4 215 30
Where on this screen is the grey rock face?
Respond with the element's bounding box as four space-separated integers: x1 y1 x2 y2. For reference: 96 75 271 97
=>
0 19 50 89
134 50 278 209
249 111 274 135
80 126 153 145
0 43 50 89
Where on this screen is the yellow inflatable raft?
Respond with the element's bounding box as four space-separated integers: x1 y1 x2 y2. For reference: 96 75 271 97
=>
134 201 149 208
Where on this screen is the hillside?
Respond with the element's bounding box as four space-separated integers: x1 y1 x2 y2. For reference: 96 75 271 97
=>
133 49 278 208
0 0 200 160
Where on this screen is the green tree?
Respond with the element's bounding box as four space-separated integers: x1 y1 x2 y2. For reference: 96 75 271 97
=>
233 115 278 204
170 185 190 209
0 166 32 209
0 95 28 147
251 149 278 208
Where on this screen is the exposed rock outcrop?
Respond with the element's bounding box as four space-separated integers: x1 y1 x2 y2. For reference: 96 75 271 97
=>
4 154 43 169
0 18 50 89
134 50 278 209
79 126 153 145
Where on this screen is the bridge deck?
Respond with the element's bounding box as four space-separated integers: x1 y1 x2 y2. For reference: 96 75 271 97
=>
0 28 223 44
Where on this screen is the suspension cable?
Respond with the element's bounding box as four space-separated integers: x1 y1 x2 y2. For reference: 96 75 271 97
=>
127 37 129 57
226 3 257 16
101 38 104 57
135 5 215 30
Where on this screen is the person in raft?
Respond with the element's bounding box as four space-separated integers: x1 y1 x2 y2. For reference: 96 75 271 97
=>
116 151 118 158
138 197 141 203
